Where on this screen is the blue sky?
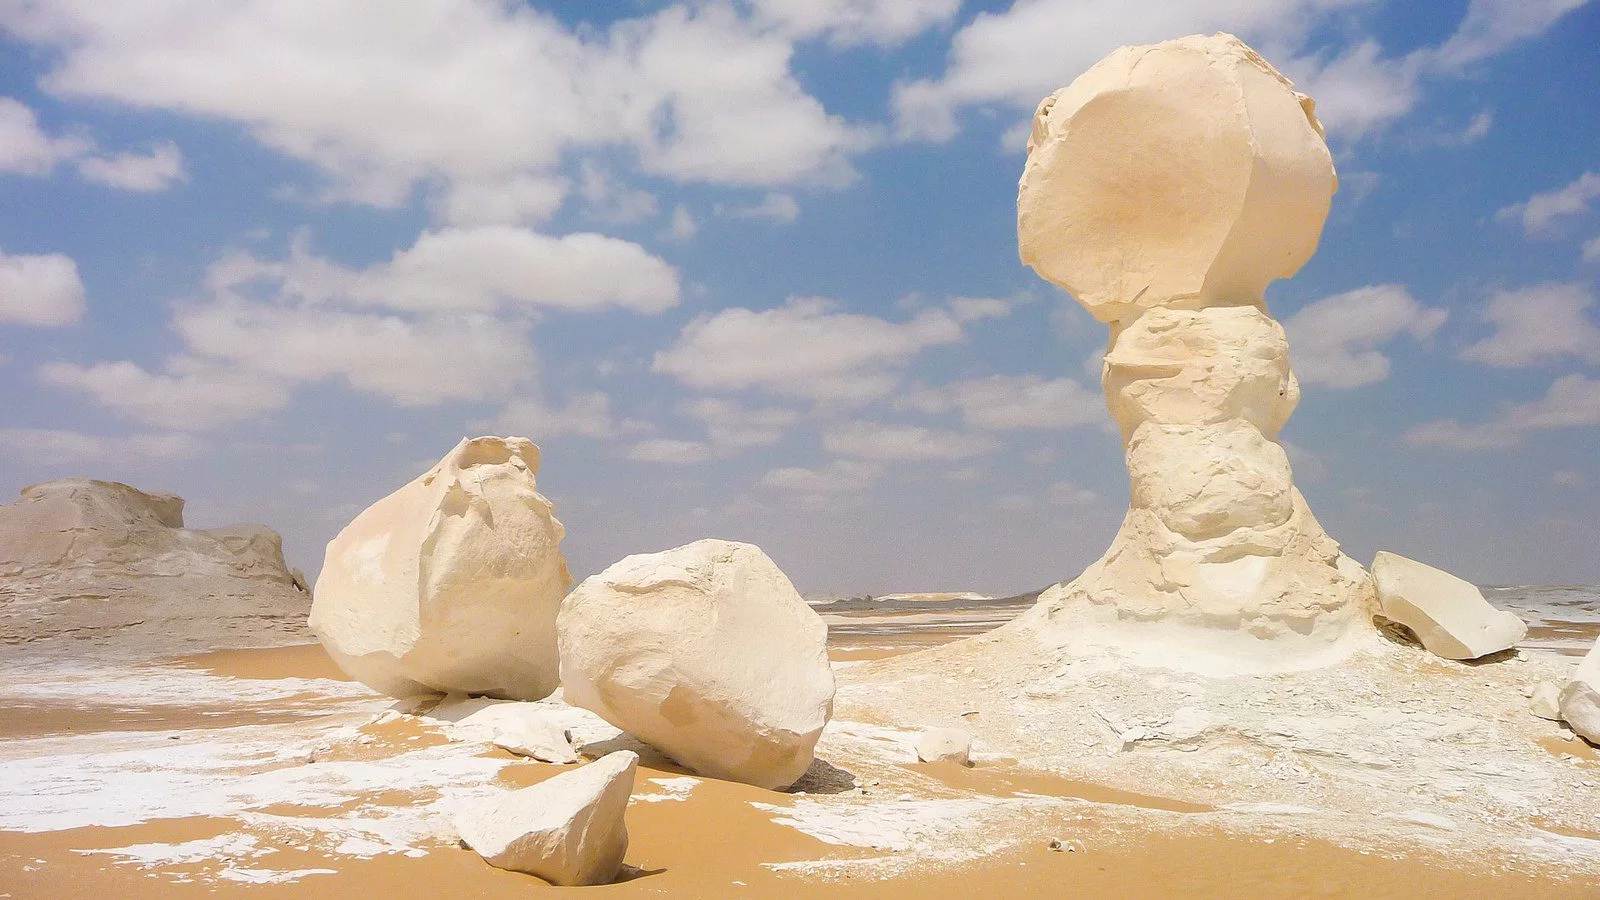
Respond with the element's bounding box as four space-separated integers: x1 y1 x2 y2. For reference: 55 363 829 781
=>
2 0 1597 595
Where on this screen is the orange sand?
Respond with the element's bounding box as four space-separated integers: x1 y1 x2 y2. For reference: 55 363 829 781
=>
4 641 1598 897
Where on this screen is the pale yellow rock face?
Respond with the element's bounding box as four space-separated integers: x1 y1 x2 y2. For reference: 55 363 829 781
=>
1014 34 1374 663
1020 33 1335 323
557 539 834 790
310 436 572 700
1371 551 1526 660
1104 306 1298 441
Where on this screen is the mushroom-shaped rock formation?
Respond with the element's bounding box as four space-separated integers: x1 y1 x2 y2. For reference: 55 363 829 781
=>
557 539 835 790
1009 34 1375 670
310 436 572 700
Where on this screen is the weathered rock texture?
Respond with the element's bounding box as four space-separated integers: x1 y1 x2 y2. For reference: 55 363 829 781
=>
1371 551 1525 660
425 694 579 764
557 539 834 790
0 478 310 655
310 436 572 700
1560 641 1600 744
915 727 972 765
454 749 636 885
1011 34 1374 668
1530 681 1563 721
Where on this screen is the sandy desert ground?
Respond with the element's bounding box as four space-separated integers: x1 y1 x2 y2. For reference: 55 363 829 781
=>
3 587 1599 898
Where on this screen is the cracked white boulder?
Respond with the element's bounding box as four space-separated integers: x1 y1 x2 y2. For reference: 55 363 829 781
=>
1560 641 1600 743
455 750 636 886
1371 551 1526 660
310 436 572 700
1008 33 1374 668
557 539 834 790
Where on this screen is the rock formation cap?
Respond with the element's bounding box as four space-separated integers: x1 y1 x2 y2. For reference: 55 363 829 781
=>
1018 33 1337 323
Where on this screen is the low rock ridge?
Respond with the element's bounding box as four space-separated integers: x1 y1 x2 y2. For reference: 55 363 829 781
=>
0 478 310 655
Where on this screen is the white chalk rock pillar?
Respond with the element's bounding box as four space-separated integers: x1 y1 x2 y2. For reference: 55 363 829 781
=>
1013 34 1375 667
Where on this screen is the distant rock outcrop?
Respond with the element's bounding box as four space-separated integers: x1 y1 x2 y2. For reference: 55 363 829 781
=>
0 478 310 655
310 436 572 701
558 539 835 790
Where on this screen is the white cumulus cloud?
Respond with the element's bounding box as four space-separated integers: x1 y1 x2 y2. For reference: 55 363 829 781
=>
759 458 881 494
653 296 967 404
627 438 715 463
224 227 680 316
908 374 1103 430
0 97 87 174
1496 172 1600 236
0 246 87 327
1458 282 1600 368
0 427 202 463
37 360 292 430
74 141 185 192
1406 374 1600 451
823 420 999 461
1283 284 1448 388
747 0 961 47
1 1 877 208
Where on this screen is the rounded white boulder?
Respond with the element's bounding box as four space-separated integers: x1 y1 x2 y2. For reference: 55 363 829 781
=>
557 539 834 790
915 727 972 765
310 436 572 700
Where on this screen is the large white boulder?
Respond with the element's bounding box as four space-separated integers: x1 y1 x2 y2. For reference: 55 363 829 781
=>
454 750 637 886
310 436 572 700
557 539 834 790
1371 551 1526 660
1560 642 1600 743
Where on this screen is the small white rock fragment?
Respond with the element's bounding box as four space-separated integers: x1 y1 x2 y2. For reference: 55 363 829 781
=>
1530 681 1563 721
1164 706 1211 743
1559 640 1600 744
914 728 972 765
454 750 637 886
424 695 579 764
1371 552 1526 660
1118 726 1149 752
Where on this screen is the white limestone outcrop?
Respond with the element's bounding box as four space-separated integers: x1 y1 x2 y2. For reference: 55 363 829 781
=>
915 727 972 765
1370 552 1526 660
1008 34 1375 668
454 750 637 885
557 539 834 790
310 436 572 701
0 478 309 654
1559 642 1600 744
